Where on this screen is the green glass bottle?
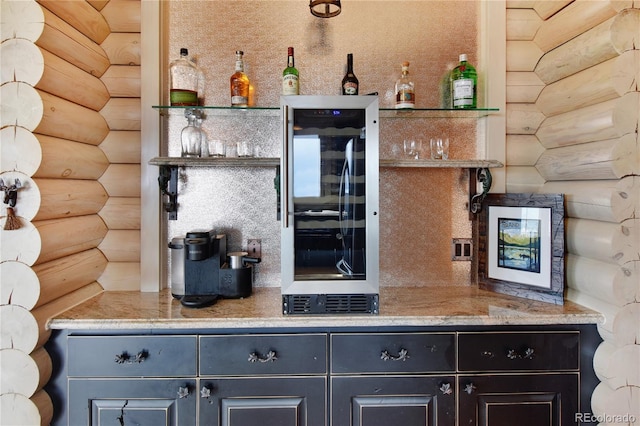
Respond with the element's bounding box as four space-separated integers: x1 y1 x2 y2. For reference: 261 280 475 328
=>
282 47 299 95
450 54 477 109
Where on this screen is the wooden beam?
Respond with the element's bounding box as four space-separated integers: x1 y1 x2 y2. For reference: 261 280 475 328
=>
34 215 108 264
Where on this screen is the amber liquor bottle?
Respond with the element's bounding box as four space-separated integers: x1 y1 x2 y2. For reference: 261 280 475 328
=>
230 50 250 107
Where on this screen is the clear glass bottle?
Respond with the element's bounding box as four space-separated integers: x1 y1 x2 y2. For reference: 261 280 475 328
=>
450 54 477 109
341 53 359 95
395 61 415 109
169 48 200 106
181 112 202 157
230 50 250 107
282 47 299 95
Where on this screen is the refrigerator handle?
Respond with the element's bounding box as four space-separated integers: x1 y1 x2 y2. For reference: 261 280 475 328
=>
282 106 289 228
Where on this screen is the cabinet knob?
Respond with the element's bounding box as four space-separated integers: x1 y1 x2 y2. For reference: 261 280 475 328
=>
248 350 278 363
507 347 535 360
464 383 476 395
177 386 190 399
114 350 148 364
200 386 212 399
439 382 453 395
380 348 410 361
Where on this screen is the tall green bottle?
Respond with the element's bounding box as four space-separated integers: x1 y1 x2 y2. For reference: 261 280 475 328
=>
450 54 477 109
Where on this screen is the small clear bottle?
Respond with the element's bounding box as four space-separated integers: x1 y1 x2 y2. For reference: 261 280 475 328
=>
450 54 477 109
169 48 201 106
395 61 415 109
230 51 250 107
181 112 202 157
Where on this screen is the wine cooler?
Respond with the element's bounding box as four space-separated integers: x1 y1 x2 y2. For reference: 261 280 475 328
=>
280 96 379 314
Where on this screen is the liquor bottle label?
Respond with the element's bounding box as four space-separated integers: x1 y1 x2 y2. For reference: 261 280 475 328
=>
170 89 198 106
453 78 474 106
282 74 299 95
343 82 358 95
396 90 415 108
231 95 248 106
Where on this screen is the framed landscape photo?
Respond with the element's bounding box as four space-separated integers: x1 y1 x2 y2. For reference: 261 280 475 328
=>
477 193 565 304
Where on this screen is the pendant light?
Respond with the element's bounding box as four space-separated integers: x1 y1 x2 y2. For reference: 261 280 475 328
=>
309 0 341 18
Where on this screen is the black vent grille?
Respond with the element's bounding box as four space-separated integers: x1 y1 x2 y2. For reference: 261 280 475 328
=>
283 294 379 315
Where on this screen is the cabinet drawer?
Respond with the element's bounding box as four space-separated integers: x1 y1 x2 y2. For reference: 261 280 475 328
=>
331 333 455 374
199 334 327 376
68 335 197 377
458 331 580 372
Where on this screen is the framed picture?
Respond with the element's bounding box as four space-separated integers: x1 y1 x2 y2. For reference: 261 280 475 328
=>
477 193 565 304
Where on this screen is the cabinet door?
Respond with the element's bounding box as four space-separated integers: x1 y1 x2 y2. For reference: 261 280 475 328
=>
331 375 455 426
199 377 326 426
69 378 197 426
458 373 578 426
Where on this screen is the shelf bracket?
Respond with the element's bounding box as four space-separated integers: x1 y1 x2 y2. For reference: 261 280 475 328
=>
158 165 179 220
469 167 492 215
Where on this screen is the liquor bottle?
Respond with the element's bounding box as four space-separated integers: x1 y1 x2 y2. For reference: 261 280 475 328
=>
395 61 415 109
181 112 202 157
230 50 250 107
169 48 201 106
341 53 359 95
282 47 299 95
450 54 477 109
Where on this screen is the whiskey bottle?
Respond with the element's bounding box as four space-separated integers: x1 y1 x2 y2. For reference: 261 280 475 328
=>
230 50 250 107
341 53 359 95
282 47 299 95
169 48 200 106
395 61 415 109
450 54 477 109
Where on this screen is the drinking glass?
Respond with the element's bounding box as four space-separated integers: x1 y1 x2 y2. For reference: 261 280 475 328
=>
403 139 421 159
430 138 449 160
237 140 252 157
207 140 226 157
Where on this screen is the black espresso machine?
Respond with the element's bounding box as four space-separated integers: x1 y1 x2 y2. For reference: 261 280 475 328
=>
169 230 259 308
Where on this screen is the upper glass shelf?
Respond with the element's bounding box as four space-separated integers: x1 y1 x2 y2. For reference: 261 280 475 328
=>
152 105 499 118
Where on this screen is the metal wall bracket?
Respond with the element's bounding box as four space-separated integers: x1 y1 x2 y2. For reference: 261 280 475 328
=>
469 167 493 215
158 165 179 220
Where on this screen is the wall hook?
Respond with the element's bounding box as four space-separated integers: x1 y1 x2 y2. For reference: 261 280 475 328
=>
1 178 24 230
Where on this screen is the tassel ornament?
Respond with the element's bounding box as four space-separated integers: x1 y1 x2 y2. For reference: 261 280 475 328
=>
4 207 22 230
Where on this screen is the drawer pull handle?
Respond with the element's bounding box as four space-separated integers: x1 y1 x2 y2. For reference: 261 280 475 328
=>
464 383 477 395
114 350 148 364
381 348 409 362
439 382 453 395
177 386 190 399
507 347 535 360
248 350 278 363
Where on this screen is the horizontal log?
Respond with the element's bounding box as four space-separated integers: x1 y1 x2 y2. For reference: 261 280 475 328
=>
506 72 544 103
98 230 140 262
98 197 141 229
0 305 39 353
567 218 639 266
541 177 638 223
100 98 141 130
593 340 616 383
592 383 640 419
0 126 42 177
98 262 141 291
0 261 40 310
536 51 639 116
0 392 52 426
599 344 640 389
100 33 141 66
536 92 639 148
87 1 109 12
532 0 572 20
31 282 103 334
533 0 629 52
100 0 141 33
506 134 544 165
0 38 44 86
535 9 640 84
566 289 618 335
0 348 51 397
504 165 546 193
34 135 109 180
99 130 141 163
99 164 141 197
34 215 108 264
0 82 43 131
37 0 110 44
0 214 41 266
100 65 141 98
506 40 544 71
535 134 638 180
34 91 110 145
38 48 110 111
506 103 545 134
612 302 640 347
566 254 636 306
37 6 110 77
33 178 108 221
507 9 542 41
0 0 45 42
32 248 107 308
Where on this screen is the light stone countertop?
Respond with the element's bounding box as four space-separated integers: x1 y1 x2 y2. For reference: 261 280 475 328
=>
47 286 603 330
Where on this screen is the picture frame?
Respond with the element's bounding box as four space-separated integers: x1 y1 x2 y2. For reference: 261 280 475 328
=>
477 193 565 305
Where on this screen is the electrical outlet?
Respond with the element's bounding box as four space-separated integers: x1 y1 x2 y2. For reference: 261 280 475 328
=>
247 239 262 258
451 238 472 261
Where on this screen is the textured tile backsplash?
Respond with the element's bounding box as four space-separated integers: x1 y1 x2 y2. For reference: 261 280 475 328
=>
164 1 479 288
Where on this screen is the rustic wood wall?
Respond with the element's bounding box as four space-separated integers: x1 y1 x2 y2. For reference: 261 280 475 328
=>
0 0 141 423
506 0 639 417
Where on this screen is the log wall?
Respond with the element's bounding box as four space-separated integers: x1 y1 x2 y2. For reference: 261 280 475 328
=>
0 0 141 424
506 0 639 419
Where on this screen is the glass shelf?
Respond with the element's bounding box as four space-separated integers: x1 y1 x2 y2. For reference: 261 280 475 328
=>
152 105 499 118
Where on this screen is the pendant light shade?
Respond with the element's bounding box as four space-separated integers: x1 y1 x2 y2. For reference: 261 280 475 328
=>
309 0 341 18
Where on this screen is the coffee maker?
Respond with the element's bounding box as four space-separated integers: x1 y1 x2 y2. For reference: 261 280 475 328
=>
169 230 259 308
